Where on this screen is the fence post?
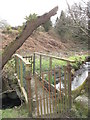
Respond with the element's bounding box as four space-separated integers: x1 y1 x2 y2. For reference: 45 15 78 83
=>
67 62 72 110
33 53 35 75
25 64 32 117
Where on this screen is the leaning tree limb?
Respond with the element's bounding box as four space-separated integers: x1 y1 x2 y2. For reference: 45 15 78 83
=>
2 6 58 69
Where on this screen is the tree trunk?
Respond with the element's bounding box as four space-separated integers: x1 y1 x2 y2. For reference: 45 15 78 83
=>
2 6 58 69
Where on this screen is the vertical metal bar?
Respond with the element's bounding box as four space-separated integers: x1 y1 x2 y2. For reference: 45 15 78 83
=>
67 62 72 110
68 65 72 110
46 95 48 115
40 95 42 117
49 57 52 71
49 57 52 88
62 67 66 110
40 55 42 78
64 66 67 111
35 73 39 117
33 53 35 75
42 73 46 115
59 68 62 113
57 93 60 114
37 95 39 116
54 68 57 113
48 72 51 114
31 56 32 73
25 64 32 117
52 94 54 114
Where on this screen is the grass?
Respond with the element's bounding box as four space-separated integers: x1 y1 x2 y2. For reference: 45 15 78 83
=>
2 104 29 118
70 102 88 118
35 58 67 73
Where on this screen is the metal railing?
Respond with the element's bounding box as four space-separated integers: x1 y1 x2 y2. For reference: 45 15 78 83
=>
14 52 75 117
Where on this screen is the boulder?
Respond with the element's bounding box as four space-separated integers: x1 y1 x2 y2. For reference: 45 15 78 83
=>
74 95 88 107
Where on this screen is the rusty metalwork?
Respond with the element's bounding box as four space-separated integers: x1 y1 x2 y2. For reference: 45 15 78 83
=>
40 95 42 116
59 68 62 113
46 95 49 114
35 73 39 116
54 68 57 113
40 55 42 78
14 53 73 118
48 72 51 114
64 66 67 111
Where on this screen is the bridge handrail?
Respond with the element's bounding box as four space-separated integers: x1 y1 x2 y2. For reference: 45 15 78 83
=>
34 52 76 63
14 54 30 65
14 54 31 104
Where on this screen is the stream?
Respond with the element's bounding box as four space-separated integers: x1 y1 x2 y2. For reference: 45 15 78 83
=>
56 62 90 91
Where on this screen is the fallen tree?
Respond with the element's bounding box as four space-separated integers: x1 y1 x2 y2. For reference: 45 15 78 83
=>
2 6 58 69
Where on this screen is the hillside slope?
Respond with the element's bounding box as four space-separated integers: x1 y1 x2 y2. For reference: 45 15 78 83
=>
1 29 88 57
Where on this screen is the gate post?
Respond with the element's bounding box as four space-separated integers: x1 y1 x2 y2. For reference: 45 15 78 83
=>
25 64 32 117
67 62 72 110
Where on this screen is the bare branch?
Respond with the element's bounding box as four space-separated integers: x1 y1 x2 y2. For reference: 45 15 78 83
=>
66 0 90 38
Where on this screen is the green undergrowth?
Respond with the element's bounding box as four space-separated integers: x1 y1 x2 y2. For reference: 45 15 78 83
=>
35 54 87 84
69 55 87 70
35 54 87 72
70 102 88 118
2 104 29 118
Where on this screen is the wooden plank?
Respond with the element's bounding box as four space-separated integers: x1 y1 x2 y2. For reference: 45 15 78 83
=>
15 75 28 103
34 52 75 63
14 54 30 65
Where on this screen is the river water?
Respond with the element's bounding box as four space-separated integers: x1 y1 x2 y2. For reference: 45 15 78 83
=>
56 62 90 91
